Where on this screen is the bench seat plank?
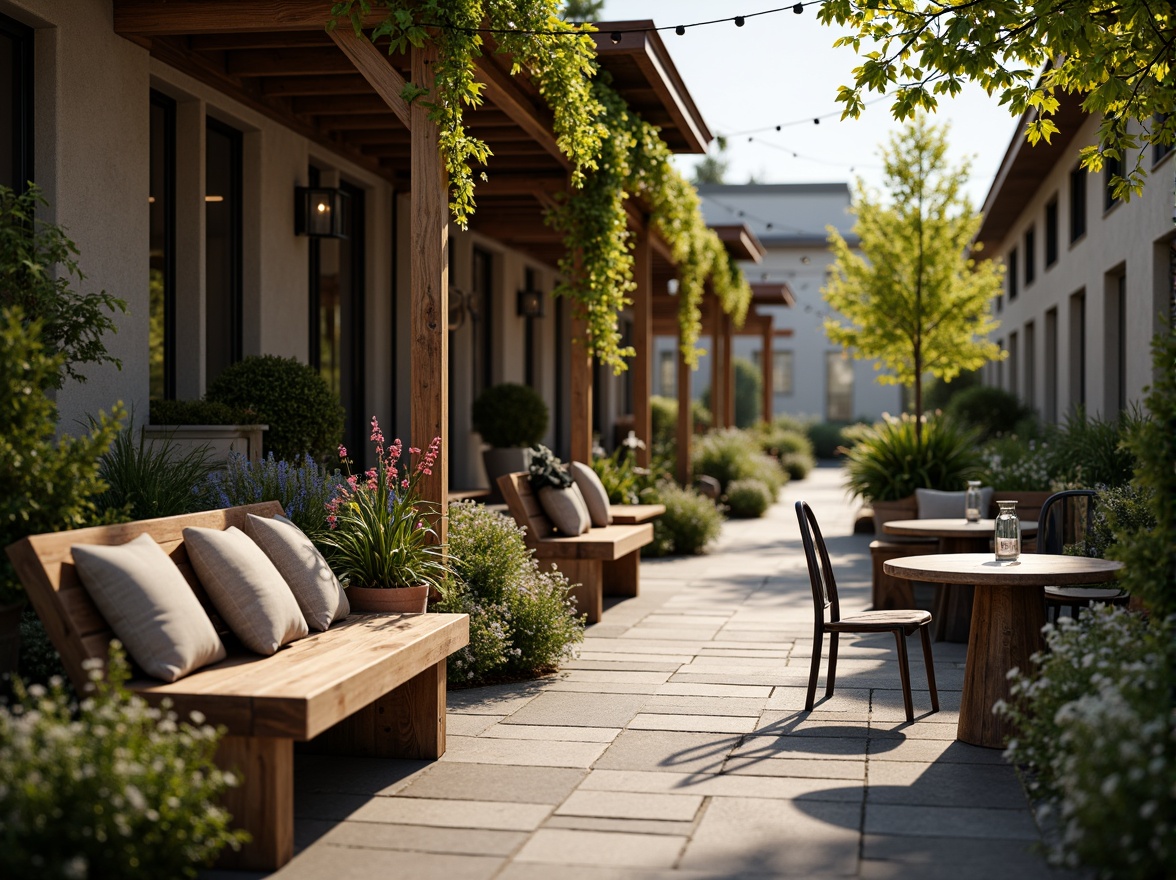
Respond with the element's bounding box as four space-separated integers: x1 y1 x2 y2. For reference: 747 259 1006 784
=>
610 504 666 525
526 523 653 561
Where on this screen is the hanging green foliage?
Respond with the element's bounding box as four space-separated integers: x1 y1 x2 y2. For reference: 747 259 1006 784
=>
328 1 750 370
329 0 605 227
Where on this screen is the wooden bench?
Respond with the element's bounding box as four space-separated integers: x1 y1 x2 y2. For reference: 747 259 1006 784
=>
496 473 653 623
5 501 469 872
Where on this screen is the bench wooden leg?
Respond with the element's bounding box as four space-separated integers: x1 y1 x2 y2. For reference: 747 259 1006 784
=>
312 658 448 759
602 551 640 598
215 735 294 871
558 559 603 623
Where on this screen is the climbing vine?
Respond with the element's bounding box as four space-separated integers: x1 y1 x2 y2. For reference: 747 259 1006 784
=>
328 0 749 370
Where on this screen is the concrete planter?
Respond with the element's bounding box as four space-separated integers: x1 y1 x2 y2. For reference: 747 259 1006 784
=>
142 424 268 465
481 447 533 501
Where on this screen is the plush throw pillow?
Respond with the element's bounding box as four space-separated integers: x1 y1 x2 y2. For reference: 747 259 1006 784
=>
569 461 612 528
71 533 226 682
538 484 591 536
245 513 349 631
183 526 309 655
916 487 995 519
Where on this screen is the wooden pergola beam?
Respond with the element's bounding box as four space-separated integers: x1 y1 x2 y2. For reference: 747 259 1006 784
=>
328 28 410 129
631 228 652 468
113 0 383 35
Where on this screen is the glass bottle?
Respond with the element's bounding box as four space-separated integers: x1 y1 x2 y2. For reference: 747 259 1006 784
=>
994 500 1020 561
965 480 983 523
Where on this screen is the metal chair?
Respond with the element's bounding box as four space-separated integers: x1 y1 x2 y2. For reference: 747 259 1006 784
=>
795 501 939 722
1037 489 1128 620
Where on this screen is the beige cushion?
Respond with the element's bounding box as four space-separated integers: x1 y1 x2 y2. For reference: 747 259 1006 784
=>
245 513 349 631
538 484 591 536
183 526 309 655
71 534 225 682
916 487 994 519
570 461 612 527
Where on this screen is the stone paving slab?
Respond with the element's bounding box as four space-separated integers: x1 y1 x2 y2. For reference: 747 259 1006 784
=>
484 722 621 742
581 768 865 804
863 802 1040 840
311 820 527 856
269 846 503 879
556 789 705 821
439 735 609 768
505 691 649 727
592 730 742 775
543 816 697 836
393 762 586 804
628 713 761 734
513 828 687 868
348 796 552 831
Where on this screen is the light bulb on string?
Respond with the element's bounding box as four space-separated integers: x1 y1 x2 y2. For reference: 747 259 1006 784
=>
675 25 685 35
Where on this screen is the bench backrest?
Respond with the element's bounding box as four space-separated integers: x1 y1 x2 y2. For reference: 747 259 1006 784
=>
496 472 555 543
5 501 283 691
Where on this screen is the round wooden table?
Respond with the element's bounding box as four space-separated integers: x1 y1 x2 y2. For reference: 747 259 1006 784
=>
882 519 1039 641
884 553 1123 748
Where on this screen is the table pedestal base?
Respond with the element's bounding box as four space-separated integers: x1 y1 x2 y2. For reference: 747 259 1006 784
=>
958 582 1046 748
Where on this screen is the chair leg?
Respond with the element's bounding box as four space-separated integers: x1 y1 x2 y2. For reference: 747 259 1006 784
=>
805 625 823 712
825 632 839 700
919 625 939 713
893 630 914 723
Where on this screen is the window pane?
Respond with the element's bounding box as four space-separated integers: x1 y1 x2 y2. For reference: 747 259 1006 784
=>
205 119 242 384
774 349 793 395
0 14 33 192
148 94 175 399
825 352 853 421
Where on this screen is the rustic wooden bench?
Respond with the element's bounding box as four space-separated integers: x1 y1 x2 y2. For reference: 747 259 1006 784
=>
496 473 653 623
5 501 469 872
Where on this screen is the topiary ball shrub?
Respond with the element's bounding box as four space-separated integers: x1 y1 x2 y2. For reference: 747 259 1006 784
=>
646 482 724 556
946 385 1035 440
725 478 774 518
205 355 344 461
780 452 814 481
471 383 549 448
808 421 855 459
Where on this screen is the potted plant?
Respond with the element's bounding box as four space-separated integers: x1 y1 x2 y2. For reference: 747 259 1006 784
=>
528 444 589 536
145 399 268 465
317 417 448 612
843 413 983 532
471 383 548 495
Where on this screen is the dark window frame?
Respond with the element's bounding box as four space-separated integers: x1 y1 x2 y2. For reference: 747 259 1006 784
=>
1008 247 1019 300
0 13 34 192
1104 154 1122 212
1024 226 1036 287
205 116 244 377
149 90 177 399
1044 197 1059 268
1070 166 1086 243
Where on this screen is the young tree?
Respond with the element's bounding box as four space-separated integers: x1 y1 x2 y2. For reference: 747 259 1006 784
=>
560 0 603 22
817 0 1176 199
822 119 1003 444
693 139 730 185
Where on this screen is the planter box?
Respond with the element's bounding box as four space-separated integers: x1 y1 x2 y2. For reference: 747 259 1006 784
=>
142 424 268 465
871 495 918 535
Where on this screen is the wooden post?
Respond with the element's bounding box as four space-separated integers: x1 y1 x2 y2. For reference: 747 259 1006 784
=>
569 311 593 465
761 315 774 424
631 228 652 468
722 310 735 428
410 44 448 542
676 335 691 486
709 296 723 428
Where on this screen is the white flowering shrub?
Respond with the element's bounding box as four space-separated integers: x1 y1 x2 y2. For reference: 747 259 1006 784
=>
0 644 246 878
438 502 584 685
999 608 1175 879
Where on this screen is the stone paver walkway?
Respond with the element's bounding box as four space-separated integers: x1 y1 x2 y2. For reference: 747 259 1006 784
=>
220 464 1074 880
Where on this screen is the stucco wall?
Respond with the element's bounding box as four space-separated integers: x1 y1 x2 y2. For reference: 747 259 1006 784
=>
984 114 1174 420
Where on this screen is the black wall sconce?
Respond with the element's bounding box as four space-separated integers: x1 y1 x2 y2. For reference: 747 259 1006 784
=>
517 288 545 318
295 186 351 239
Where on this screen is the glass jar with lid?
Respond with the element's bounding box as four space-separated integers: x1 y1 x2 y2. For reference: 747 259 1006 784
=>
994 500 1020 561
964 480 983 523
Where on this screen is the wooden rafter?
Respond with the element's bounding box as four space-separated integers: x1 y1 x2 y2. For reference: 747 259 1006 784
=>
113 0 380 35
328 26 412 129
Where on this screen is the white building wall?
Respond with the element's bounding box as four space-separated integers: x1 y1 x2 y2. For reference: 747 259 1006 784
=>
985 115 1174 421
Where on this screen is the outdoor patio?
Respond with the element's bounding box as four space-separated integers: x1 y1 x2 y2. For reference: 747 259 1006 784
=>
210 464 1077 880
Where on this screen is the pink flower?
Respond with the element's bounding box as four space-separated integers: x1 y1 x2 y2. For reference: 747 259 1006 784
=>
338 445 347 459
401 478 409 489
370 416 385 446
409 447 421 456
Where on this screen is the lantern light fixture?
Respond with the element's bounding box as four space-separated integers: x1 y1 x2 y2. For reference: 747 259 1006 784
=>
295 186 351 239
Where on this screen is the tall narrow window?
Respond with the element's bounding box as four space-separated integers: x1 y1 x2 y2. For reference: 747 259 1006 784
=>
1024 227 1036 287
825 352 853 421
996 338 1005 389
1044 197 1059 268
657 349 676 396
471 247 494 398
308 169 365 453
0 13 33 192
1070 166 1086 242
1008 331 1019 397
1044 307 1058 424
524 267 538 389
1104 154 1122 211
1024 320 1036 410
1153 114 1173 165
205 118 242 384
1105 273 1127 414
1069 290 1086 410
1007 248 1019 301
149 92 176 400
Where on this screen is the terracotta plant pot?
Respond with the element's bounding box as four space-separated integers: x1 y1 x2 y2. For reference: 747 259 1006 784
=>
347 585 429 613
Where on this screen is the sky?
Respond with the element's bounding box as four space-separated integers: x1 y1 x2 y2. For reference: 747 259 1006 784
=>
596 0 1026 210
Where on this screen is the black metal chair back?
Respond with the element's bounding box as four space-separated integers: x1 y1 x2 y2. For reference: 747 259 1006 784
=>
796 500 841 623
1036 490 1097 555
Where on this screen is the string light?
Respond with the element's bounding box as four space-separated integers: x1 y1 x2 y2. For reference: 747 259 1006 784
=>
415 3 822 38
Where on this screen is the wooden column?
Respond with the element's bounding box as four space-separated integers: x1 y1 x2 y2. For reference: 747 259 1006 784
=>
676 336 691 486
569 311 593 465
410 44 448 541
631 228 652 468
719 310 729 428
761 315 774 424
709 296 724 428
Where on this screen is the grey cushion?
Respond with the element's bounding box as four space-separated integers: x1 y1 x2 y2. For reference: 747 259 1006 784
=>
245 513 349 631
916 487 994 519
183 526 309 655
538 484 591 536
71 533 226 682
569 461 612 527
